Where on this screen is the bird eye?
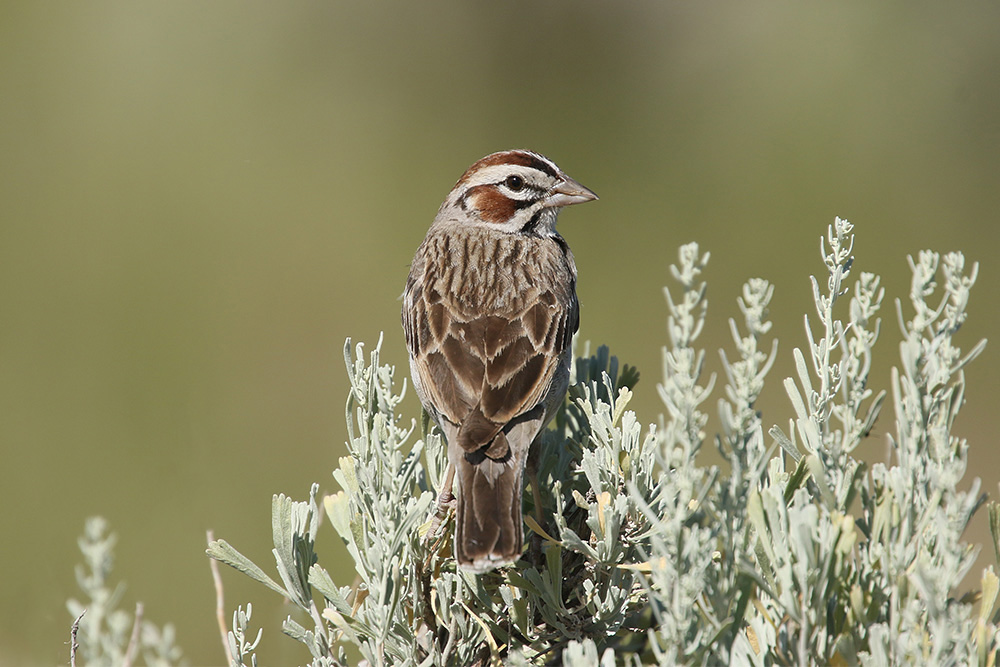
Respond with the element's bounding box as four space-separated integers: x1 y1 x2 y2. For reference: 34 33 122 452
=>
504 175 525 192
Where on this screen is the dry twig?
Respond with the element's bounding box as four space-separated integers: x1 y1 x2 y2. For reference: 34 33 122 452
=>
208 529 234 666
70 609 85 667
122 602 144 667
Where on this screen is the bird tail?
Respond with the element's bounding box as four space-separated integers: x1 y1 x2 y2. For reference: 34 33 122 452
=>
453 431 525 573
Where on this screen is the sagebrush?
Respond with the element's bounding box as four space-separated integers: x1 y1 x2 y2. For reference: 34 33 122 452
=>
73 218 996 666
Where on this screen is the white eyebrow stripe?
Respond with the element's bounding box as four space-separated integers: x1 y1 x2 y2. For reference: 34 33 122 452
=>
465 164 555 188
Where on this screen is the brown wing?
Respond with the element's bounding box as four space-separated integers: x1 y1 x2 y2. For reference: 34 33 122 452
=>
404 271 577 456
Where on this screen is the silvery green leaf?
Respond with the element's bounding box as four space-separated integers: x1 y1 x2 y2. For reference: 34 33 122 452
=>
784 376 809 424
308 565 351 615
769 424 801 463
206 540 288 599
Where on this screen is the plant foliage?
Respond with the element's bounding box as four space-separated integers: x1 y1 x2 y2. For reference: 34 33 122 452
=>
206 218 998 666
68 517 185 666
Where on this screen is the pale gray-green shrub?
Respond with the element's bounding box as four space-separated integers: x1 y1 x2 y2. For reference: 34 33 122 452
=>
68 517 185 666
203 218 995 666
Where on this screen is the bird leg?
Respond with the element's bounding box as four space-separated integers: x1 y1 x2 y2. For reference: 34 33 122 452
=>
525 437 546 527
527 469 545 528
424 462 456 549
524 440 548 567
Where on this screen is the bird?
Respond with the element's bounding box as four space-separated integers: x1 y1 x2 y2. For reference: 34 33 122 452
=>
402 149 597 573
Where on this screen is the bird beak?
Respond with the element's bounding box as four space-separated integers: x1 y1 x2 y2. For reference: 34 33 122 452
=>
544 176 599 208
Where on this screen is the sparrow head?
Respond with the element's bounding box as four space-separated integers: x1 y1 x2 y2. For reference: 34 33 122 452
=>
439 150 598 236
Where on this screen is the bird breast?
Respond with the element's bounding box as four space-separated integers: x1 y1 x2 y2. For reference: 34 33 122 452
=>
420 227 577 318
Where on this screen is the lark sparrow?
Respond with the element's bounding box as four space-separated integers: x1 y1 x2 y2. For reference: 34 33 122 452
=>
402 150 597 572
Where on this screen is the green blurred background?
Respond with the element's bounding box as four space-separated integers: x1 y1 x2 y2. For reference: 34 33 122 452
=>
2 1 998 664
